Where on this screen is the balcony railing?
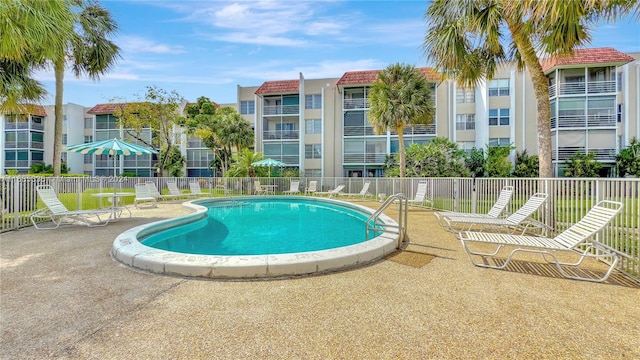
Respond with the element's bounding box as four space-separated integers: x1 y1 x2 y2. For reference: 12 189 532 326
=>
187 160 211 168
554 147 616 161
550 80 616 96
390 124 436 135
343 153 387 164
4 121 29 130
344 126 376 137
343 98 368 110
3 160 30 168
552 114 617 129
263 130 299 140
263 105 299 115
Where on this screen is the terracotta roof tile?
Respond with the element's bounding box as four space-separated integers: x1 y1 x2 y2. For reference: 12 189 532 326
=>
541 47 635 73
255 80 300 95
1 104 47 116
87 103 130 114
337 67 440 86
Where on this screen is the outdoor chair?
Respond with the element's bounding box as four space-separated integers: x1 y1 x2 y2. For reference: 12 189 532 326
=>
406 181 432 207
167 181 197 199
338 181 371 199
434 185 514 229
254 180 268 195
457 200 623 283
305 181 318 196
145 181 163 200
315 184 345 198
283 180 301 195
134 183 158 208
189 181 209 197
30 185 114 229
441 193 549 235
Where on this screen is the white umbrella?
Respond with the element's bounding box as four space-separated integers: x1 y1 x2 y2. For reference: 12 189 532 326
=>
66 138 157 176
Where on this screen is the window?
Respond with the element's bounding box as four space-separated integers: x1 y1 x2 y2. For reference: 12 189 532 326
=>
84 154 92 164
84 136 93 143
305 144 322 159
305 119 321 134
62 134 67 145
456 87 475 103
240 101 255 115
456 114 475 130
488 79 510 96
489 108 509 126
305 94 322 109
84 117 93 129
489 137 511 147
305 169 321 177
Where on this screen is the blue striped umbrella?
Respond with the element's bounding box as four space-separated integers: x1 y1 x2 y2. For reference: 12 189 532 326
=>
66 138 157 176
252 158 286 177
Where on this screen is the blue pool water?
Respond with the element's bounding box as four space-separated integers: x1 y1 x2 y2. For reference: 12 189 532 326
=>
141 198 380 255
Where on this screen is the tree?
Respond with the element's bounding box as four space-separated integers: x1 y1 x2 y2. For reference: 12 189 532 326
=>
485 145 514 177
564 152 602 177
616 137 640 177
465 148 486 177
180 98 254 175
0 0 75 112
513 150 539 178
50 0 121 177
384 138 469 177
114 86 185 176
368 63 435 178
226 149 265 178
423 0 635 178
157 146 185 177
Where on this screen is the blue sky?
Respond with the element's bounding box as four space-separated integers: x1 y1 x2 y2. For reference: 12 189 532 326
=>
35 0 640 107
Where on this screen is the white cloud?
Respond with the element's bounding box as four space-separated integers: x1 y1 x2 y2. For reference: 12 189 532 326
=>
117 36 186 54
224 59 386 81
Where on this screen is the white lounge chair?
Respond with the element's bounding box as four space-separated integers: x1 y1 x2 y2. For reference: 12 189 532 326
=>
457 200 623 283
145 181 163 200
189 181 208 197
442 193 548 235
407 181 432 207
134 183 158 208
30 185 113 229
434 185 514 229
305 181 318 196
315 184 345 198
283 180 301 195
254 180 271 195
167 181 196 199
338 181 371 199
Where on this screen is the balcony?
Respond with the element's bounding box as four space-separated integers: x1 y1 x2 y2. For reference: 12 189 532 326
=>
187 160 211 168
552 114 617 129
549 80 616 97
554 147 616 161
4 121 28 130
344 126 376 137
343 153 387 164
263 130 299 140
3 160 30 168
390 124 436 135
343 98 368 110
263 105 299 115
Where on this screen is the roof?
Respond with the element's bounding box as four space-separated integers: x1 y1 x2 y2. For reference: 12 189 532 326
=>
1 104 47 117
337 67 440 86
541 47 635 73
255 80 300 95
87 103 130 115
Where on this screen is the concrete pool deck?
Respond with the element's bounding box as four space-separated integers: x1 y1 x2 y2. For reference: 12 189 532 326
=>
1 200 639 359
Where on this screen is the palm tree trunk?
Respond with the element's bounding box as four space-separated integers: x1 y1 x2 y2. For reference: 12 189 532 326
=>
53 59 65 177
508 20 553 178
397 124 406 178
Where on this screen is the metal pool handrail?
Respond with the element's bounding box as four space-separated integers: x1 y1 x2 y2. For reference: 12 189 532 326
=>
366 193 407 249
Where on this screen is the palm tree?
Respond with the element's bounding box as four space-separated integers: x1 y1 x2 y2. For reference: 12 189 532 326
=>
0 0 74 112
368 63 435 178
226 149 263 178
423 0 635 178
51 1 120 176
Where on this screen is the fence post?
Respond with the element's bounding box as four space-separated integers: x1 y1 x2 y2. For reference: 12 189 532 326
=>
453 178 459 212
77 177 82 210
12 178 20 230
470 177 477 214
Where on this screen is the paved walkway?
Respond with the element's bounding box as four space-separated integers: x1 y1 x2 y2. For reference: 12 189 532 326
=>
1 201 639 359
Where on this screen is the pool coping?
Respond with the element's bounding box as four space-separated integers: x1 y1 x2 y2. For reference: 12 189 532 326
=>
111 196 400 279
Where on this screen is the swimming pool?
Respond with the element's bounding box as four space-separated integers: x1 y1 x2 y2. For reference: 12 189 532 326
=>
111 196 399 279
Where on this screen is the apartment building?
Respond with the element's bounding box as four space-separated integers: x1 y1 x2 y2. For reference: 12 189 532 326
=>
2 47 639 177
238 47 639 177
